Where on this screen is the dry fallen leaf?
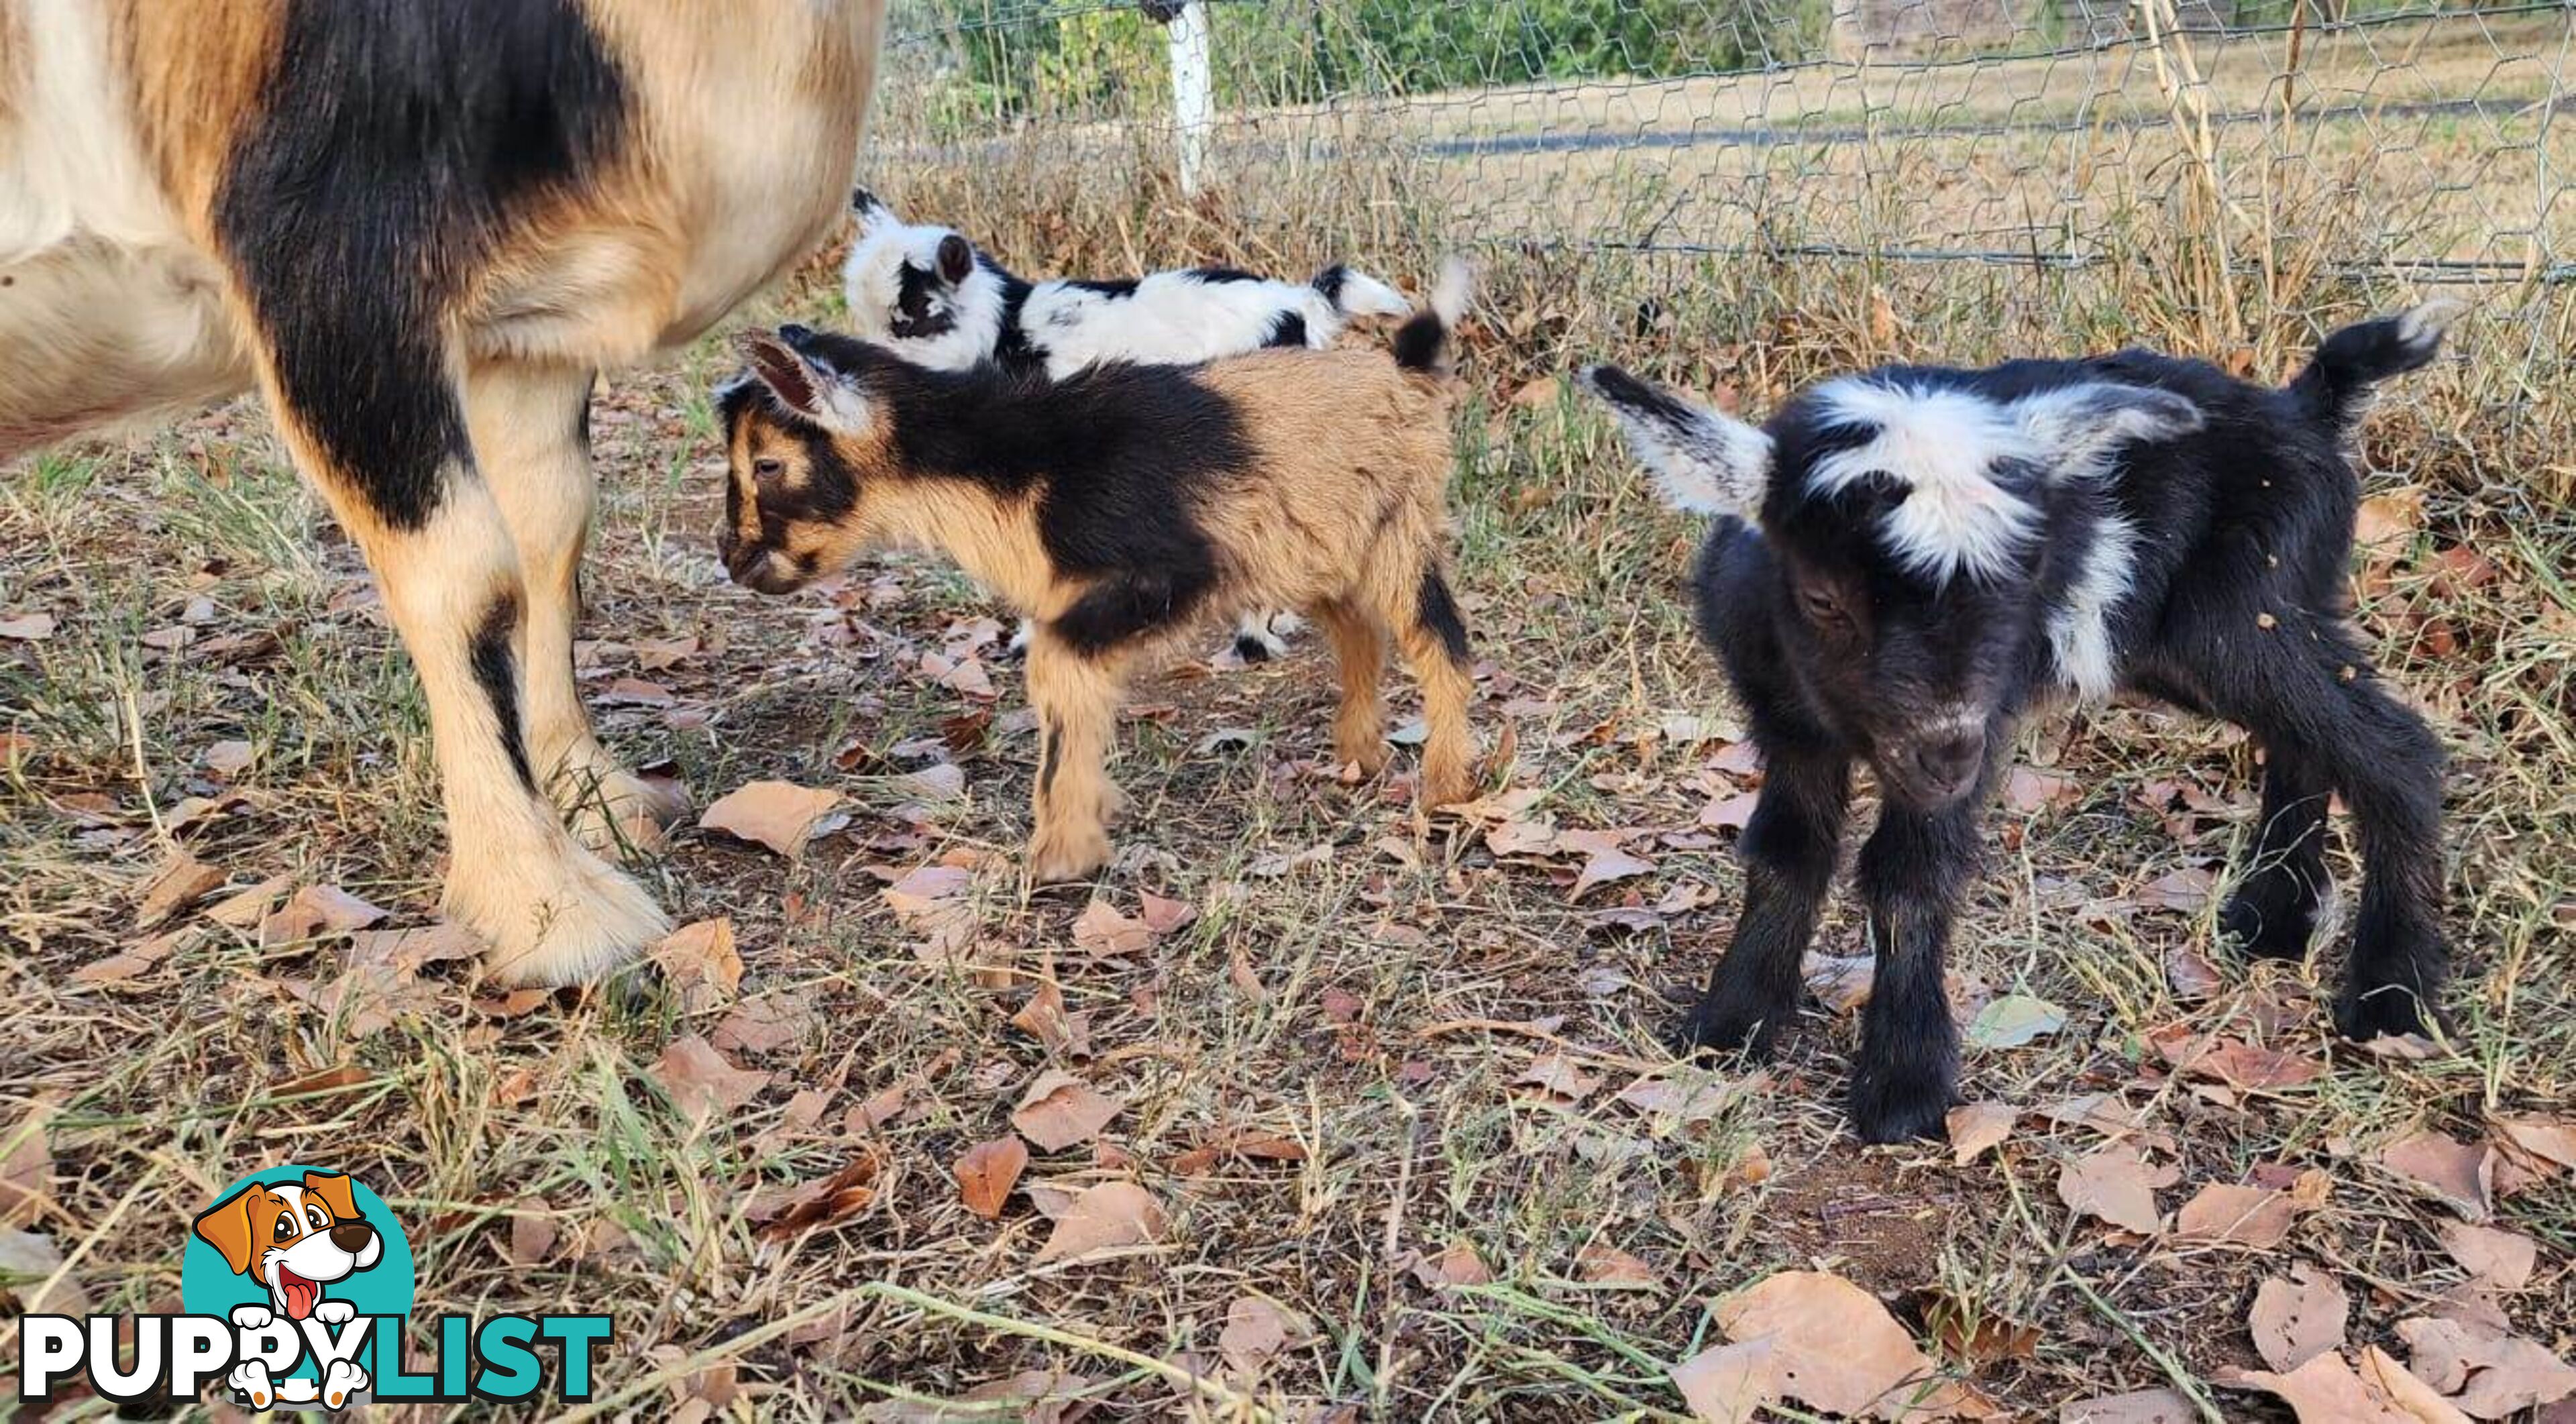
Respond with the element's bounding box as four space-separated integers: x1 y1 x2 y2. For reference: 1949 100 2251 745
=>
1570 846 1656 900
1964 993 2067 1049
953 1136 1029 1221
1031 1181 1165 1264
2059 1144 2179 1235
508 1198 557 1266
2220 1350 2427 1424
262 883 390 944
2184 1040 2324 1091
2493 1117 2576 1172
649 918 741 1014
2438 1221 2537 1293
1071 898 1157 957
2061 1388 2198 1423
1574 1243 1661 1291
2397 1315 2576 1417
2251 1263 2351 1372
1411 1241 1491 1289
2002 765 2082 813
1670 1337 1780 1424
712 990 820 1056
755 1148 887 1240
1010 1070 1124 1152
0 1103 54 1224
0 1228 89 1314
699 780 844 857
137 851 225 928
1514 1053 1602 1101
203 873 294 930
0 612 57 641
2176 1181 2301 1248
345 921 482 978
2381 1130 2496 1220
650 1035 771 1116
1712 1269 1985 1419
1218 1295 1315 1377
1947 1103 2017 1166
2358 1346 2475 1424
1615 1072 1752 1127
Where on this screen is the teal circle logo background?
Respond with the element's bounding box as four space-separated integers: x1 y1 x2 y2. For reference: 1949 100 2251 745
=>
180 1166 417 1322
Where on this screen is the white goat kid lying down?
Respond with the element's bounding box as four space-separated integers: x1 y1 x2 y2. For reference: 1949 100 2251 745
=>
839 188 1414 663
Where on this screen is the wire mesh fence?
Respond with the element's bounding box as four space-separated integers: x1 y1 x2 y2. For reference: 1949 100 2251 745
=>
868 0 2573 496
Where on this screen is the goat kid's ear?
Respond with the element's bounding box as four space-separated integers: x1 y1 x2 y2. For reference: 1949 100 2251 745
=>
1578 364 1773 518
851 186 896 231
934 233 975 286
2016 382 2204 479
741 329 868 433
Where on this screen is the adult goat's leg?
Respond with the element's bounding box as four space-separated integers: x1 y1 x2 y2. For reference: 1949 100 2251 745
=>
241 323 667 984
464 361 686 851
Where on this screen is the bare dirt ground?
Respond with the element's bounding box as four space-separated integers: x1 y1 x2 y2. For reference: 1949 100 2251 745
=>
7 16 2576 1416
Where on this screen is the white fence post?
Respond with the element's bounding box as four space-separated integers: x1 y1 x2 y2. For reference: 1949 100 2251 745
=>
1166 0 1214 195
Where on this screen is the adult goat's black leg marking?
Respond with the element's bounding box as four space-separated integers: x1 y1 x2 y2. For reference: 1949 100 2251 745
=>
2220 742 2331 962
1683 740 1851 1057
1848 789 1986 1143
470 590 536 791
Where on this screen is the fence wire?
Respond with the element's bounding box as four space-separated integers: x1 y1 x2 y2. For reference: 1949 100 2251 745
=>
879 0 2567 279
867 0 2572 500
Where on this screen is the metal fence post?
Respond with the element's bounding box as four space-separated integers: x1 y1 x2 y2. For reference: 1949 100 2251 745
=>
1165 0 1214 195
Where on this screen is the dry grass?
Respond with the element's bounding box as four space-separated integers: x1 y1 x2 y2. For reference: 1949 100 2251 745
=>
5 17 2576 1419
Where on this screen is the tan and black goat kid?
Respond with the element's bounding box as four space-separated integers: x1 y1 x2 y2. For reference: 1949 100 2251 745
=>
719 263 1479 880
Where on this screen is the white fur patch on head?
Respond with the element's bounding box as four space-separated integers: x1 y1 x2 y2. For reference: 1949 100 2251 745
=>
1808 378 2042 583
1579 366 1774 518
838 215 1006 370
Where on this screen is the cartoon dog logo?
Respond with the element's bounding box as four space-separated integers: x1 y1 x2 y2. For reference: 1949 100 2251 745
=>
191 1170 381 1408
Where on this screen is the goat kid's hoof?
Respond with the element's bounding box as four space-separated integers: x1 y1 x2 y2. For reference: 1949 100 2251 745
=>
1674 999 1788 1062
2218 891 2315 963
1026 828 1112 885
1335 736 1392 779
1847 1073 1956 1144
2337 983 2437 1043
452 844 670 987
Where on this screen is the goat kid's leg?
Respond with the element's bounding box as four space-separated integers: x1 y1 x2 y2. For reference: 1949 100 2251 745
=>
2184 614 2451 1041
1312 598 1389 776
1024 635 1125 882
464 362 684 851
1375 561 1477 806
254 381 667 985
2219 742 2330 963
1849 797 1984 1143
1230 609 1300 664
1683 743 1851 1058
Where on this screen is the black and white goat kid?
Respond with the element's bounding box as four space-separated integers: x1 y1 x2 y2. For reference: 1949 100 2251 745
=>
1585 303 2462 1143
840 188 1413 662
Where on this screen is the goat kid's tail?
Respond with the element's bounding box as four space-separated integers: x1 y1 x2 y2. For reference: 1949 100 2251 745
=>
1391 257 1472 375
1313 264 1413 321
2289 299 2463 429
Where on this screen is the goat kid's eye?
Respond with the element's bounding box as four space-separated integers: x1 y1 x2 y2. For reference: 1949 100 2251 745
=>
1799 588 1847 624
753 457 785 481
